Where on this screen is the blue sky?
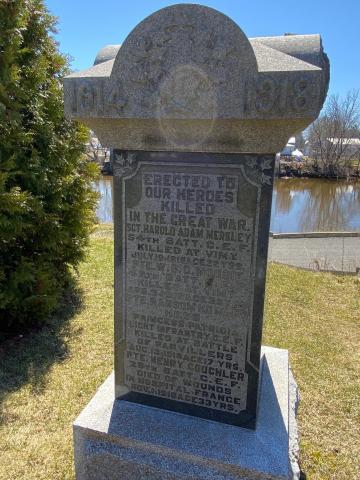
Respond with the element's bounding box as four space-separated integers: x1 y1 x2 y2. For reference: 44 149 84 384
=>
46 0 359 98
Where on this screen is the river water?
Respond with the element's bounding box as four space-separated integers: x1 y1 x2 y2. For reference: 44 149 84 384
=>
94 176 360 233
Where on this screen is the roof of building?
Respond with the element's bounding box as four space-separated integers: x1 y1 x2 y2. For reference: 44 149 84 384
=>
327 138 360 145
291 149 304 156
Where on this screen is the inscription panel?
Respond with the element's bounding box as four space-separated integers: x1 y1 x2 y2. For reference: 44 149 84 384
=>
115 152 274 427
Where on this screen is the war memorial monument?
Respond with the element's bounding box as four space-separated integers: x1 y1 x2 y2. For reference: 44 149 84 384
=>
64 4 329 479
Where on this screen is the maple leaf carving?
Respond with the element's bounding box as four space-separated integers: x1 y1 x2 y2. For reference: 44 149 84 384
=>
113 153 138 177
245 157 273 186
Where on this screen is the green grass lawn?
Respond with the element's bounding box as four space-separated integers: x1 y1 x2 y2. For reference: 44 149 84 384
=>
0 225 359 479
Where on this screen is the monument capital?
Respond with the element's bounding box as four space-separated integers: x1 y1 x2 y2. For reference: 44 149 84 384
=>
64 4 329 153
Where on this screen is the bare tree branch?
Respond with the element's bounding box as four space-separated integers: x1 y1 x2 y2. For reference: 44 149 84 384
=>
307 90 360 176
85 130 109 165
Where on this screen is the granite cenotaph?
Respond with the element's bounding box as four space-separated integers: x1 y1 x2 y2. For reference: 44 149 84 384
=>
64 5 329 479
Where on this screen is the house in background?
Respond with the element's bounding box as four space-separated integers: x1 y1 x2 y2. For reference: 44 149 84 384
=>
291 149 304 161
276 137 305 174
326 138 360 157
280 137 296 156
308 137 360 160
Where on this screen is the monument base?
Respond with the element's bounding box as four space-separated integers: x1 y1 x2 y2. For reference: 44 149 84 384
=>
73 347 300 480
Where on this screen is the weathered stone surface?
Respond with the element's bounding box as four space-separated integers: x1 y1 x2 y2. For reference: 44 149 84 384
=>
93 45 121 66
64 4 329 153
250 34 329 72
74 347 299 480
113 151 274 428
289 368 301 480
62 2 328 431
63 5 327 477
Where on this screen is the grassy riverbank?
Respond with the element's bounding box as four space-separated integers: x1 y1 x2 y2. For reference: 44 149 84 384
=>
278 157 360 179
0 225 359 479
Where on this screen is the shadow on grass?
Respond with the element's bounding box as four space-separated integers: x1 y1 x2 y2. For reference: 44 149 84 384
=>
0 281 84 415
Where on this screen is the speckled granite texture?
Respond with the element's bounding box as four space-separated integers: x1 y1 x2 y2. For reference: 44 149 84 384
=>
64 4 329 154
73 346 300 480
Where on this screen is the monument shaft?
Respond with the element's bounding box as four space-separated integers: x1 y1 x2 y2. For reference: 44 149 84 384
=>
114 151 274 427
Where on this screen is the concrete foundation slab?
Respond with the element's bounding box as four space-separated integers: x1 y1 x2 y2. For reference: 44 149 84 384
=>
73 346 300 480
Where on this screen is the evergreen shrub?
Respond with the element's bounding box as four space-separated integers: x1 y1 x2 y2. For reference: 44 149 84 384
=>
0 0 98 334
